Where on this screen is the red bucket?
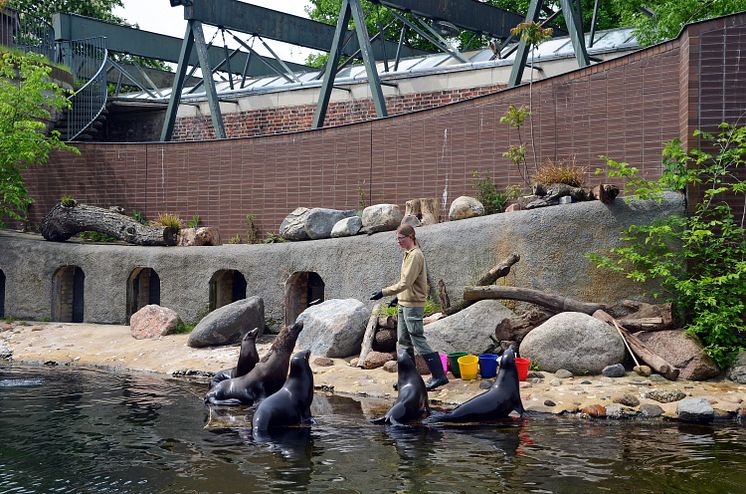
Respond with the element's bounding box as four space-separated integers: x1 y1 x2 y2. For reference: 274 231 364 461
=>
515 357 530 382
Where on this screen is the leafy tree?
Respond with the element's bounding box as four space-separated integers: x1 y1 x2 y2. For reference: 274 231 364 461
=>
7 0 125 25
0 51 78 227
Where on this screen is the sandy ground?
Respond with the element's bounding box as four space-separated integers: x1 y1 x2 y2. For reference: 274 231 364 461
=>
2 321 745 420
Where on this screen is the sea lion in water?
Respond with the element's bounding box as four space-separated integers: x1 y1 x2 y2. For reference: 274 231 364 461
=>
371 348 430 425
204 321 304 406
252 349 314 435
209 327 260 389
427 347 524 424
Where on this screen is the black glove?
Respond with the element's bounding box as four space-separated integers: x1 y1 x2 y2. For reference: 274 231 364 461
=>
388 297 398 308
370 290 384 301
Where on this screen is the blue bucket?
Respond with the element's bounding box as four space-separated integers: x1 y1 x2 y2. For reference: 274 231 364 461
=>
478 353 499 378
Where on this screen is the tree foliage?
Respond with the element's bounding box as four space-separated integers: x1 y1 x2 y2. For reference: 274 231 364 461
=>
0 51 78 227
7 0 125 24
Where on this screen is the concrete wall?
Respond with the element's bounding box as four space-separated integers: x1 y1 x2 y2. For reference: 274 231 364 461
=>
0 193 685 325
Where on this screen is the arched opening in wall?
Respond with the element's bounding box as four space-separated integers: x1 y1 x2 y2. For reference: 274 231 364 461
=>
0 269 5 319
284 271 324 326
127 267 161 321
51 266 85 323
209 270 247 311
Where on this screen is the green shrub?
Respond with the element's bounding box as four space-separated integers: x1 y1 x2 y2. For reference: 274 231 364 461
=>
263 231 286 243
78 231 116 242
245 214 260 244
131 210 146 225
60 195 76 207
472 170 507 214
186 214 200 229
228 233 242 244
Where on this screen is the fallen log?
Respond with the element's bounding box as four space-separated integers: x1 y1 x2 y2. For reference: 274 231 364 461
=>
41 201 177 246
593 310 680 381
464 285 608 314
494 308 553 344
617 302 676 331
443 253 520 316
357 303 382 368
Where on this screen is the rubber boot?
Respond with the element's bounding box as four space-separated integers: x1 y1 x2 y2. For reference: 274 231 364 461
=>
423 352 448 391
393 348 416 391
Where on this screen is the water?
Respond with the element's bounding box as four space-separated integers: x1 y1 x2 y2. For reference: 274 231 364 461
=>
1 365 745 494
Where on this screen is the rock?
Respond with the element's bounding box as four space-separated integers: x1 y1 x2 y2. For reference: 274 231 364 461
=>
372 328 396 352
279 207 311 241
644 389 686 403
363 351 395 369
331 216 362 238
677 398 714 423
605 404 628 419
580 380 592 384
613 393 640 407
527 371 544 379
313 357 335 367
400 214 421 228
361 204 403 233
633 365 652 377
423 300 514 354
448 196 484 220
383 360 398 373
602 363 626 378
0 340 12 359
544 400 556 407
555 369 573 379
505 203 522 212
0 323 12 331
581 404 606 417
129 305 181 340
727 351 746 384
519 312 626 374
187 297 265 348
296 299 370 358
178 227 221 246
550 379 562 386
305 208 356 240
635 330 720 380
640 404 663 418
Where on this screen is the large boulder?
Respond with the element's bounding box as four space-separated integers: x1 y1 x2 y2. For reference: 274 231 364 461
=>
423 300 515 354
519 312 626 374
677 398 714 423
635 330 720 381
728 351 746 384
448 196 484 220
361 204 403 233
305 208 356 239
187 296 265 348
279 207 311 241
331 215 362 238
295 299 370 358
129 305 182 339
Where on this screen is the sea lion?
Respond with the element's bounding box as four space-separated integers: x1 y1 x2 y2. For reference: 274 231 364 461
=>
209 327 260 389
252 349 314 435
204 321 304 406
427 347 524 424
371 348 430 425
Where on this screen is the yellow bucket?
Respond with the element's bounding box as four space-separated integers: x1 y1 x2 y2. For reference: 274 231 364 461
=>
457 354 479 380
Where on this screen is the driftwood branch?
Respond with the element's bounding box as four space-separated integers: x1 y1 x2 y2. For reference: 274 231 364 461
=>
358 303 382 368
593 310 680 381
41 201 177 246
443 253 520 316
494 308 553 344
464 285 608 314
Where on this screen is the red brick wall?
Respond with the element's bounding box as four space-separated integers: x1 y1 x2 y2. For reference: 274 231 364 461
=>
21 13 746 239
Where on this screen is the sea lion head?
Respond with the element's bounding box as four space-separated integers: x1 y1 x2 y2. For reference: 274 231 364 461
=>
243 327 260 341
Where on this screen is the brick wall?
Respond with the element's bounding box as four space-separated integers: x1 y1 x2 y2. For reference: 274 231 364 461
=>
22 13 746 239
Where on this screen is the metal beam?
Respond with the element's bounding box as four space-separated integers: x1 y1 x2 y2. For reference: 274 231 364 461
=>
185 0 431 59
508 0 543 88
349 0 387 118
160 22 195 141
191 20 225 139
52 13 309 77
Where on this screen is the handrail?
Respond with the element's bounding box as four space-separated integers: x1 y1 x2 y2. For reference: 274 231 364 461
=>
0 6 56 61
61 36 109 141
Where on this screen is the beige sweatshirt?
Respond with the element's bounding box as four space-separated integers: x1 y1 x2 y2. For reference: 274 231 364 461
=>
382 246 428 307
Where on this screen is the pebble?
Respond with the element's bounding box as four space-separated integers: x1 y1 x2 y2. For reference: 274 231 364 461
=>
580 380 592 385
555 369 573 379
640 404 663 418
581 404 606 417
645 389 686 403
550 379 562 386
313 357 334 367
613 393 640 407
544 400 556 407
479 381 492 390
602 363 626 378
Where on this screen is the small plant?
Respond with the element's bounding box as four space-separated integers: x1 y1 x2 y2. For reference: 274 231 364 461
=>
245 213 260 244
173 321 195 334
3 316 16 324
504 184 525 201
131 210 147 225
529 360 541 371
472 170 507 214
228 233 242 244
357 183 368 211
60 195 76 207
156 213 183 230
263 231 287 243
500 104 532 186
532 159 587 187
424 297 442 317
186 214 200 229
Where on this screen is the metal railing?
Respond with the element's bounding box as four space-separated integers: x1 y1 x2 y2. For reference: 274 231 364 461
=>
59 36 108 141
0 6 56 60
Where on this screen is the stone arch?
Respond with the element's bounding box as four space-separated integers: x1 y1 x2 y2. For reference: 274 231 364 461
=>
0 269 5 319
209 269 247 311
127 267 161 321
51 265 85 322
284 271 325 326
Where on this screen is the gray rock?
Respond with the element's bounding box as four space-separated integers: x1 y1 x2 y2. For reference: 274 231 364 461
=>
448 196 484 220
187 296 265 348
519 312 626 374
555 369 573 379
295 299 370 358
602 363 626 378
0 340 12 360
550 378 562 386
677 398 715 423
644 389 686 403
361 204 403 233
640 404 663 417
331 216 362 238
129 305 181 340
605 404 627 419
635 330 720 380
279 207 311 241
727 351 746 384
613 393 640 407
400 214 422 228
362 351 395 369
423 300 514 354
306 208 356 240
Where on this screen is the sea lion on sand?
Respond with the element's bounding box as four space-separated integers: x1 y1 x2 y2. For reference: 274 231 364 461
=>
427 348 524 424
371 348 430 425
204 321 304 406
252 349 314 435
209 327 260 389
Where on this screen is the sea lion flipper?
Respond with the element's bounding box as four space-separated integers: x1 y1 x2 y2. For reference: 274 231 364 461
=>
369 416 386 425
